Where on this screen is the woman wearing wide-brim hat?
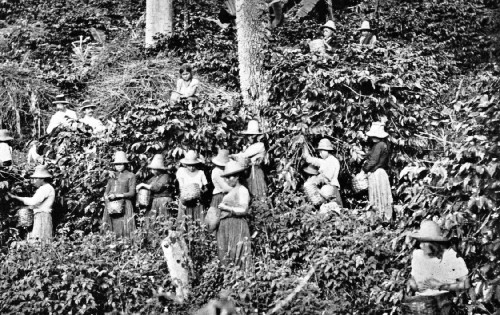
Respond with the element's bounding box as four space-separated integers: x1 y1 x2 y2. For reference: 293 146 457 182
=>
8 165 55 243
210 149 233 208
175 150 208 223
0 129 14 167
231 120 268 202
404 220 470 314
216 160 252 271
362 122 393 221
136 154 175 226
102 151 137 238
358 20 377 47
302 138 343 207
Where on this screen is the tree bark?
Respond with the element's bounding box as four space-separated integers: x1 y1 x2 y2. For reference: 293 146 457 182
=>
326 0 334 20
235 0 271 115
145 0 174 47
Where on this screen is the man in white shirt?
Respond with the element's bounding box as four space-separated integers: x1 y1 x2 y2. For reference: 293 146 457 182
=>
46 94 77 134
79 100 105 134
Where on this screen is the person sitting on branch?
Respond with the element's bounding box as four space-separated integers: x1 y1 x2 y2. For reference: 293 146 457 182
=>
79 100 105 134
46 94 77 134
170 64 200 105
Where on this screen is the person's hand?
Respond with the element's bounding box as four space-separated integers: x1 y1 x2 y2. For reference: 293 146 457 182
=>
108 194 116 200
136 183 144 190
7 192 17 200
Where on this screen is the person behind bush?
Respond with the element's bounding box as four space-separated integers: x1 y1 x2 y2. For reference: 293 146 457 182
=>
136 154 175 226
210 149 232 208
309 20 337 54
102 151 137 238
362 122 393 221
302 138 343 207
170 64 200 104
79 100 105 134
230 120 267 201
0 129 13 167
358 20 377 47
405 220 470 314
8 165 55 243
217 160 252 271
176 150 208 223
46 94 77 134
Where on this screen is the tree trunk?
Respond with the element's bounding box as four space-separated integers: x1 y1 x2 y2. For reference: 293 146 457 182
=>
235 0 271 115
326 0 334 20
161 230 191 303
145 0 174 47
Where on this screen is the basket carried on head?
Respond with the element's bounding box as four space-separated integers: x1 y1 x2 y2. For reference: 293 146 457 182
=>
304 180 324 206
17 207 34 227
107 199 124 215
180 183 201 205
137 188 151 207
353 171 368 193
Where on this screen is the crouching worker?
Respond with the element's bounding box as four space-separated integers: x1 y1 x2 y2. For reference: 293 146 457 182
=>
170 64 200 105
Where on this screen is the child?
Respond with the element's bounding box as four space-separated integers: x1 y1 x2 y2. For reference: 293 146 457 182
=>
170 64 200 104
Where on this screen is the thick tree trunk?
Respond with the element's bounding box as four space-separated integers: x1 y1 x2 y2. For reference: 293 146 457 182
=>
235 0 271 115
145 0 174 47
161 230 191 303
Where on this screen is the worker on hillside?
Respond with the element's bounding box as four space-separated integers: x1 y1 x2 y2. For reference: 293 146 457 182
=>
46 94 77 134
79 100 106 134
358 20 377 47
0 129 14 167
170 64 200 104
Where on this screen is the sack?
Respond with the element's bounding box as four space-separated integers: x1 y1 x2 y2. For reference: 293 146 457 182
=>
180 183 201 205
204 206 221 232
353 171 368 193
137 188 151 207
304 180 324 206
107 199 124 215
309 39 326 53
17 207 34 227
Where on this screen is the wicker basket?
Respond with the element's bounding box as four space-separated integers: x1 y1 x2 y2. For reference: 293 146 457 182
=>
353 171 368 193
17 207 34 227
180 183 201 204
304 180 324 206
401 295 440 315
319 184 335 200
137 188 151 207
107 199 124 215
204 206 221 232
309 39 326 53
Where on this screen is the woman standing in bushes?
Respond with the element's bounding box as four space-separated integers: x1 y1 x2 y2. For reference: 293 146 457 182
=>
136 154 174 225
405 220 470 314
210 149 232 208
363 122 393 221
0 129 13 167
102 151 136 238
217 160 252 270
170 64 200 104
231 120 267 200
176 150 208 222
8 165 55 243
302 139 343 207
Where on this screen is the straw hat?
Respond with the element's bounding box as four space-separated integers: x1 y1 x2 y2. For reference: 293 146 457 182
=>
359 20 372 31
320 20 336 31
112 151 129 164
81 100 96 110
303 164 319 175
53 94 69 105
30 165 53 178
212 149 230 167
241 120 263 135
409 220 449 242
221 160 248 177
366 122 389 138
148 154 167 170
317 138 334 151
0 129 13 141
180 150 202 165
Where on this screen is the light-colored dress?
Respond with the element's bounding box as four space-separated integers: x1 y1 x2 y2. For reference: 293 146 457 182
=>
217 184 252 271
176 78 200 98
304 154 343 207
80 116 105 134
411 248 468 296
19 183 55 242
210 167 232 207
233 142 267 199
46 109 77 134
176 167 207 221
102 170 136 238
0 142 13 165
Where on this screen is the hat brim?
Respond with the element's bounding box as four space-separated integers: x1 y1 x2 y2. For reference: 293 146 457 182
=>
112 161 130 164
320 26 336 31
212 157 229 167
81 105 96 110
147 165 167 170
221 167 248 178
0 136 13 141
358 28 372 31
53 101 69 104
30 174 52 179
303 168 319 175
366 131 388 138
180 159 201 165
409 233 448 242
241 131 263 135
317 146 334 151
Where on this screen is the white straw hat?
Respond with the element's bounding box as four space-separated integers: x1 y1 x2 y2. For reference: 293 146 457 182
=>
359 21 372 31
366 122 389 138
148 154 167 170
409 220 448 242
212 149 230 167
0 129 13 141
221 160 248 177
30 165 53 178
180 150 202 165
112 151 130 164
320 20 336 31
317 138 334 151
241 120 263 135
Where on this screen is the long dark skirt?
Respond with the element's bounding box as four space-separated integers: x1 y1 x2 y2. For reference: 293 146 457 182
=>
144 196 174 228
217 217 252 271
102 199 136 238
246 165 267 199
177 199 204 222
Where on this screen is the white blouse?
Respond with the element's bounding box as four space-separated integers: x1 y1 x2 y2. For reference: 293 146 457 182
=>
176 167 207 189
20 183 55 214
